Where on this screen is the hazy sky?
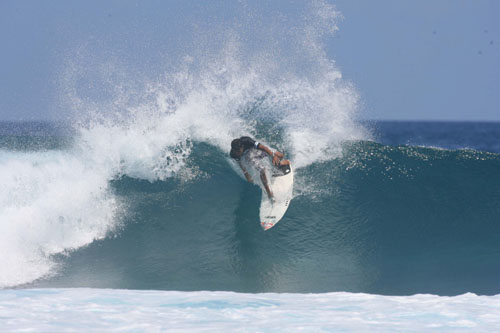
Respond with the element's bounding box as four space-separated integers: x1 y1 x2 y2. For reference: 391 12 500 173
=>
331 0 499 121
0 0 498 121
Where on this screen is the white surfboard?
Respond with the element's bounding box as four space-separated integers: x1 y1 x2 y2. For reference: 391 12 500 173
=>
260 163 294 230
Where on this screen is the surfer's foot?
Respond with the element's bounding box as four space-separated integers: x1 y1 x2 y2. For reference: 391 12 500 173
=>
269 195 275 203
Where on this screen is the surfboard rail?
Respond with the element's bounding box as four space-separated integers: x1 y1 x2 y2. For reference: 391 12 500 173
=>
259 164 294 230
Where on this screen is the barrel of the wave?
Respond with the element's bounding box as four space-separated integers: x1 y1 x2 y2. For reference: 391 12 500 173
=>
260 163 294 230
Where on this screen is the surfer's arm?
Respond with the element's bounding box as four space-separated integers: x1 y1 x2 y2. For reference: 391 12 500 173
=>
256 143 283 166
238 161 253 183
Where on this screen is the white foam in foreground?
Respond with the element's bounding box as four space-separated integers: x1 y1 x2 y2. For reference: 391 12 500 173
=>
1 289 500 331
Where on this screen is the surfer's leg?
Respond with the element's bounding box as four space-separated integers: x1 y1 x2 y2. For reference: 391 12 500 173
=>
260 170 274 200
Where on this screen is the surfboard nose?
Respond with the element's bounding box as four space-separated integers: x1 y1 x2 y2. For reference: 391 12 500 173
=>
261 222 274 230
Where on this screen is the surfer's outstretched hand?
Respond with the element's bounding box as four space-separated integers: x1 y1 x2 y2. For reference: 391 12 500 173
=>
272 151 284 166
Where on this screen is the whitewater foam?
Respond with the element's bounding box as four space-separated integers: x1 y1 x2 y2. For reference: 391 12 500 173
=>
1 289 500 331
0 149 119 287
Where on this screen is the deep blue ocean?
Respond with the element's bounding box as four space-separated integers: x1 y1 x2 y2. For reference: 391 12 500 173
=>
1 120 499 296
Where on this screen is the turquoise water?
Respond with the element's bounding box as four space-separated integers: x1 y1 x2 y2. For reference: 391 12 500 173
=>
2 121 500 296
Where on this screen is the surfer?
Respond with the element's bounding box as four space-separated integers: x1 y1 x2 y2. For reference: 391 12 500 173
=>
230 136 290 200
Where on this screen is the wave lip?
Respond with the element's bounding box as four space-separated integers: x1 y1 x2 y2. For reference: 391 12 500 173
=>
0 150 119 288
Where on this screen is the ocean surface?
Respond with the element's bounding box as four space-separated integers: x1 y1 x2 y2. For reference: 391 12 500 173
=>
2 289 500 331
1 120 500 330
2 120 500 295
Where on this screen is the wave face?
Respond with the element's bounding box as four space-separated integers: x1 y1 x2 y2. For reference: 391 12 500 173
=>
2 121 500 295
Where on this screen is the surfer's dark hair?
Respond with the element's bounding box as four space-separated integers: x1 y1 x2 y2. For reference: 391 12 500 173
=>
231 138 241 150
230 139 242 159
